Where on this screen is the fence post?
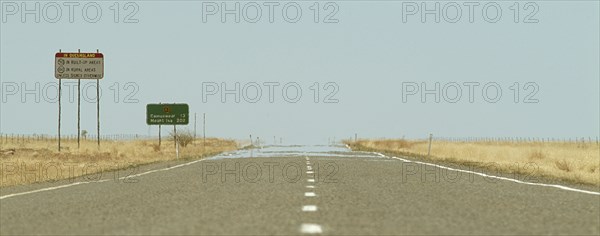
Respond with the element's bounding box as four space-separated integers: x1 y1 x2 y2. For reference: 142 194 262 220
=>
427 133 433 158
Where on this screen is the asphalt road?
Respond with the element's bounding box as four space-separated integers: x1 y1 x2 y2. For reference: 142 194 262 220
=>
1 145 599 235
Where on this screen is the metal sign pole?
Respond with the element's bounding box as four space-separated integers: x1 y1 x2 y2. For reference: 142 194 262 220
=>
203 113 206 154
97 78 100 149
57 49 62 152
77 78 81 149
58 78 62 152
174 125 179 159
76 49 81 150
97 49 101 149
427 133 433 158
176 138 179 160
158 102 162 148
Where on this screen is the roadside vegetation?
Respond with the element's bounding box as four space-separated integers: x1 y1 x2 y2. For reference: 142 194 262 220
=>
0 135 238 188
346 139 600 186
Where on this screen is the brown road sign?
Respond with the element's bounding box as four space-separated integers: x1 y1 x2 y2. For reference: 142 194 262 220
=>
55 52 104 79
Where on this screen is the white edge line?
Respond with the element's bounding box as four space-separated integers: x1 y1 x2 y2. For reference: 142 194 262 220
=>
0 180 109 200
379 153 600 196
0 158 207 200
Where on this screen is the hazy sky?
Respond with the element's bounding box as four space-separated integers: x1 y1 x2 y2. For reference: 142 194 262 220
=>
1 1 599 144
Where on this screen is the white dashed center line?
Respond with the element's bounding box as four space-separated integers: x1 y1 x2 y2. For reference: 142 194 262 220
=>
302 205 318 212
301 157 322 234
300 224 323 234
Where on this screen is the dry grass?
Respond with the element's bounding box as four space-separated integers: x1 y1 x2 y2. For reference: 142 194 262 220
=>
555 160 572 172
0 137 239 188
528 150 546 160
347 139 600 186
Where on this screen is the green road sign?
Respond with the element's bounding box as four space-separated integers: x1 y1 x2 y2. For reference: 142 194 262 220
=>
146 104 189 125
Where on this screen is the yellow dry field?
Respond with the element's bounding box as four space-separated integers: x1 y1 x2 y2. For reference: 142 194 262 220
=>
347 139 600 186
0 138 239 188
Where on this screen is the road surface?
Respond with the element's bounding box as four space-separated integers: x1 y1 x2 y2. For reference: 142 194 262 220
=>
1 145 599 235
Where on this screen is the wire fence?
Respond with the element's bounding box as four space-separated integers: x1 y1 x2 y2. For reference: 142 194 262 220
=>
347 135 600 147
2 134 599 146
0 133 154 145
418 136 600 148
430 136 599 143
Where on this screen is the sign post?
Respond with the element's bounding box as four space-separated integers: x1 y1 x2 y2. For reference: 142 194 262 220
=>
96 49 101 149
203 113 206 157
58 77 62 152
174 125 178 159
77 77 81 149
427 133 433 158
55 51 104 151
146 103 189 159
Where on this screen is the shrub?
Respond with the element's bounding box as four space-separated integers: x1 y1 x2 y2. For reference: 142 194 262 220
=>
170 129 194 148
555 160 572 172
